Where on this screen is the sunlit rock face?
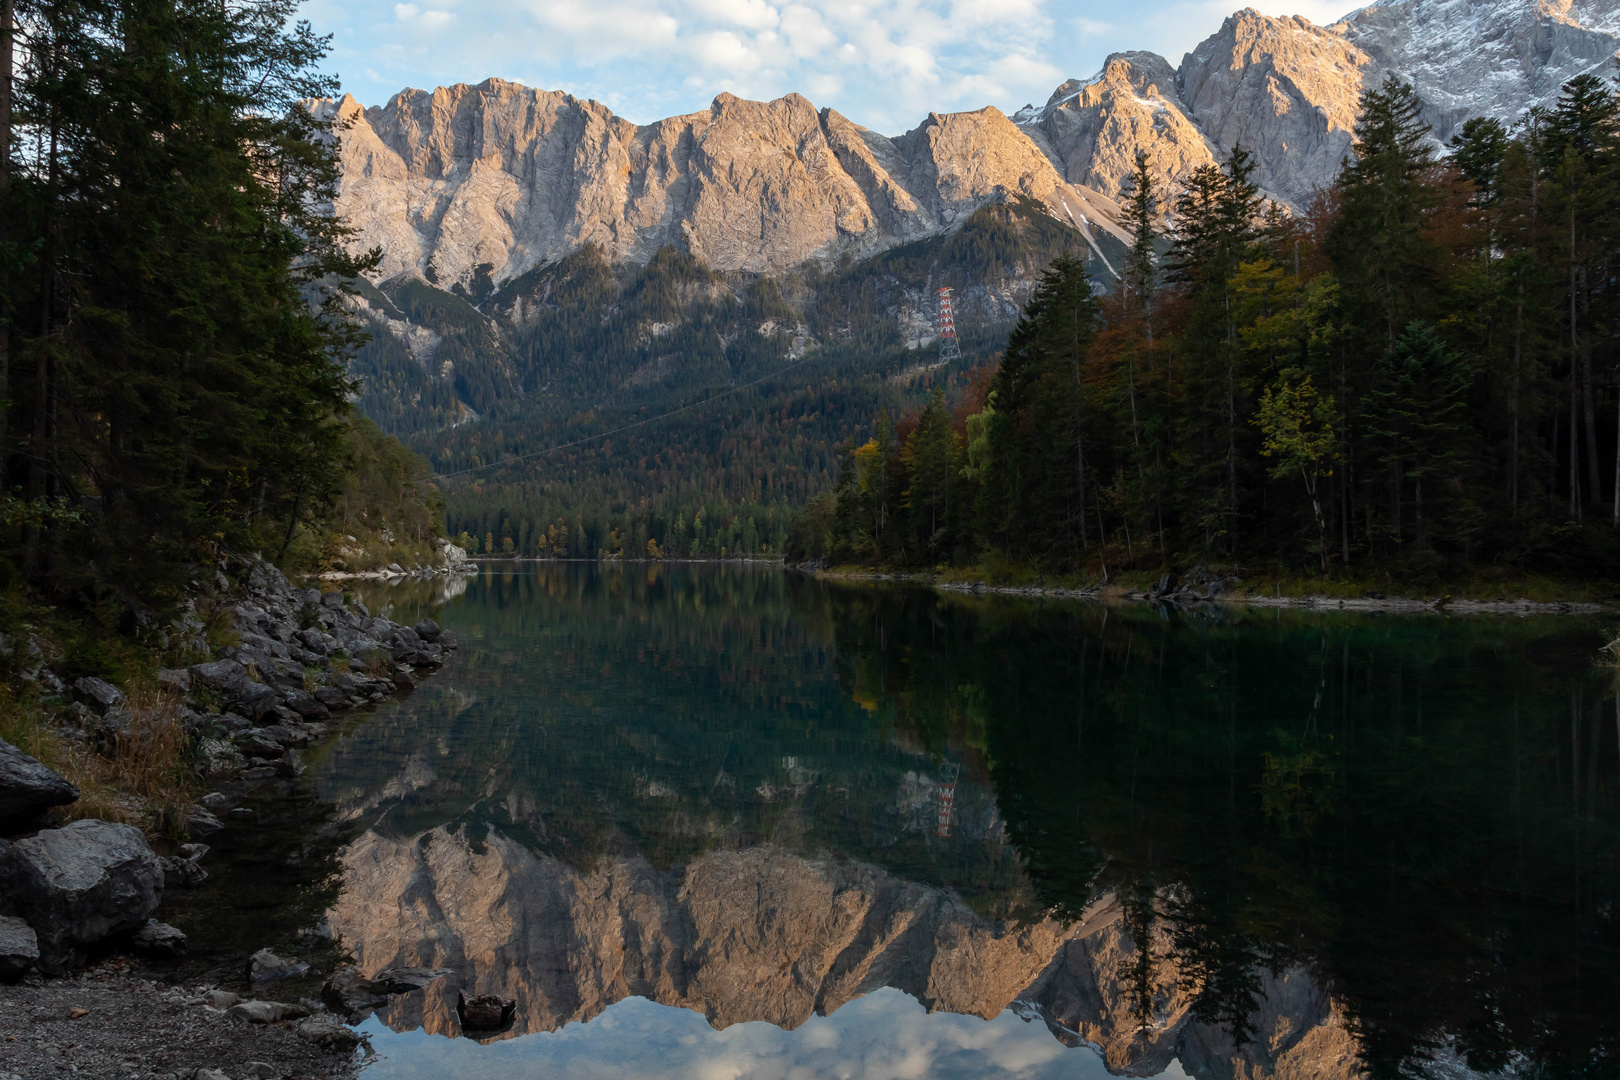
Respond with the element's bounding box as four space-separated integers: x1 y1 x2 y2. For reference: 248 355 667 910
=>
318 1 1620 295
327 827 1360 1077
329 829 1075 1036
1337 0 1620 142
313 82 1127 289
1177 10 1370 208
1015 52 1221 207
1018 0 1620 210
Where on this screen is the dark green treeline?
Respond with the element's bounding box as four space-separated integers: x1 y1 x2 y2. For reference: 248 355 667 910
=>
0 0 446 605
793 76 1620 581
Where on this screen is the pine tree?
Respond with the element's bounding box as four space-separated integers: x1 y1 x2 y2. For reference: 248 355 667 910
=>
2 0 375 598
1327 77 1443 354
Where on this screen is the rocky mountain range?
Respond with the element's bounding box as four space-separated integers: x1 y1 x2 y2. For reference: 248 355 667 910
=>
321 0 1620 297
319 0 1620 460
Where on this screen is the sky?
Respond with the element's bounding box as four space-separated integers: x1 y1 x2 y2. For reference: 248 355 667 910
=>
298 0 1355 135
355 988 1197 1079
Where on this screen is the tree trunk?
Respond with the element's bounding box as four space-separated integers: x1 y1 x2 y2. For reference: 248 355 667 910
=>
1570 212 1581 518
0 0 11 471
1511 283 1522 514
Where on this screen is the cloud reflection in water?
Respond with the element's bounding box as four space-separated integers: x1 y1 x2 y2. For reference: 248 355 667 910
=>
356 987 1193 1079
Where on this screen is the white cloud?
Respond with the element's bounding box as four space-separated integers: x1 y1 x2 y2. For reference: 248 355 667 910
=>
306 0 1364 133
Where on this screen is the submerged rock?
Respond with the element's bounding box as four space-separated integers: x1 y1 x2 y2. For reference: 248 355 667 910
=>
297 1017 363 1051
0 914 40 981
184 805 225 838
322 965 451 1016
0 738 78 825
248 947 309 984
0 818 162 971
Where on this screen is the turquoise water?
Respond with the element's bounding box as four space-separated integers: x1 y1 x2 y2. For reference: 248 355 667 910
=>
319 564 1616 1079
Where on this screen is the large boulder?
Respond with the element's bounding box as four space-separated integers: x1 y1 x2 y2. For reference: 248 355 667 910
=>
0 738 78 825
0 819 162 971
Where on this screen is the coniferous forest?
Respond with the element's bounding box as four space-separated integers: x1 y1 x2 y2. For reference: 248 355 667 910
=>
0 0 450 608
789 75 1620 585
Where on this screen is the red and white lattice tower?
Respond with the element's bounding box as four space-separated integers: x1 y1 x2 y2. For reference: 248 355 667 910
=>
936 762 961 838
936 287 962 363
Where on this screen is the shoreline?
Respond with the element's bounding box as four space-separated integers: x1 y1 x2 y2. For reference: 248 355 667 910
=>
0 557 463 1080
805 568 1611 615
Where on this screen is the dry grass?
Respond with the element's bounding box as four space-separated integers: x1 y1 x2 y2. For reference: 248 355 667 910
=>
0 687 198 838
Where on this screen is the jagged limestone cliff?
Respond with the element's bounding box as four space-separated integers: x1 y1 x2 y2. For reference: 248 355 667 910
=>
316 82 1128 291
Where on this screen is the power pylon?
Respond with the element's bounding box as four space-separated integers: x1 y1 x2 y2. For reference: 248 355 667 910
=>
936 287 961 363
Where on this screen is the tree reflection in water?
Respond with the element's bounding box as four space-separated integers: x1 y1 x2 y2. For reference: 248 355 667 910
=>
322 565 1615 1079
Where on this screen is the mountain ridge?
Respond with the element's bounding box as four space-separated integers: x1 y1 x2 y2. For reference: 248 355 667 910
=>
320 0 1620 297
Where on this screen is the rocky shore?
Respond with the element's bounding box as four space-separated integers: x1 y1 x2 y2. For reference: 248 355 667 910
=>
804 566 1609 614
0 557 462 1078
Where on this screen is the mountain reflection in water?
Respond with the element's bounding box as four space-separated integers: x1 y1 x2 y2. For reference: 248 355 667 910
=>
326 564 1616 1079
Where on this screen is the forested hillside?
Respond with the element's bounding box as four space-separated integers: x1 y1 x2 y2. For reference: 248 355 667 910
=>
348 197 1107 558
790 77 1620 584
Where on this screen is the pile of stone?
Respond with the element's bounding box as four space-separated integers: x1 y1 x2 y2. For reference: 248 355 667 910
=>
0 556 458 984
56 558 456 795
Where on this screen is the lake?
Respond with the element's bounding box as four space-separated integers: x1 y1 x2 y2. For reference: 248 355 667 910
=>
245 564 1620 1078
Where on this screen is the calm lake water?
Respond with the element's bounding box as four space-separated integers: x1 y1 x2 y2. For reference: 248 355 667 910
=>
254 565 1617 1078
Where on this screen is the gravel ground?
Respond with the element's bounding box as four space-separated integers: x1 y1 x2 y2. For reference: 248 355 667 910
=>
0 958 363 1080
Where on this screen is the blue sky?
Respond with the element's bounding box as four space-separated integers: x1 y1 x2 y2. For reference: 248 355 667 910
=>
299 0 1352 134
355 988 1196 1079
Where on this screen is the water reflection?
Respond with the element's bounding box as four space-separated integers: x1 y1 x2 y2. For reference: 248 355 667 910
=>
325 564 1616 1079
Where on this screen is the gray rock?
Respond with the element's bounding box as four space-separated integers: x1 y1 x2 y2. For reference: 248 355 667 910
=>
132 918 187 955
155 668 192 693
276 749 306 778
159 854 208 888
322 964 452 1015
413 618 441 641
0 914 39 981
226 679 277 720
296 1018 362 1051
185 805 225 837
226 999 309 1023
193 1069 232 1080
234 729 284 757
72 676 125 714
0 819 162 971
320 591 345 609
280 691 328 718
0 738 78 823
237 1063 280 1079
372 966 453 994
322 967 386 1014
201 988 239 1009
248 947 309 984
188 658 246 690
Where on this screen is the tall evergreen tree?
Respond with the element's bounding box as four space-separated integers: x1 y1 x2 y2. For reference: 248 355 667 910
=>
1328 76 1444 354
2 0 374 600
